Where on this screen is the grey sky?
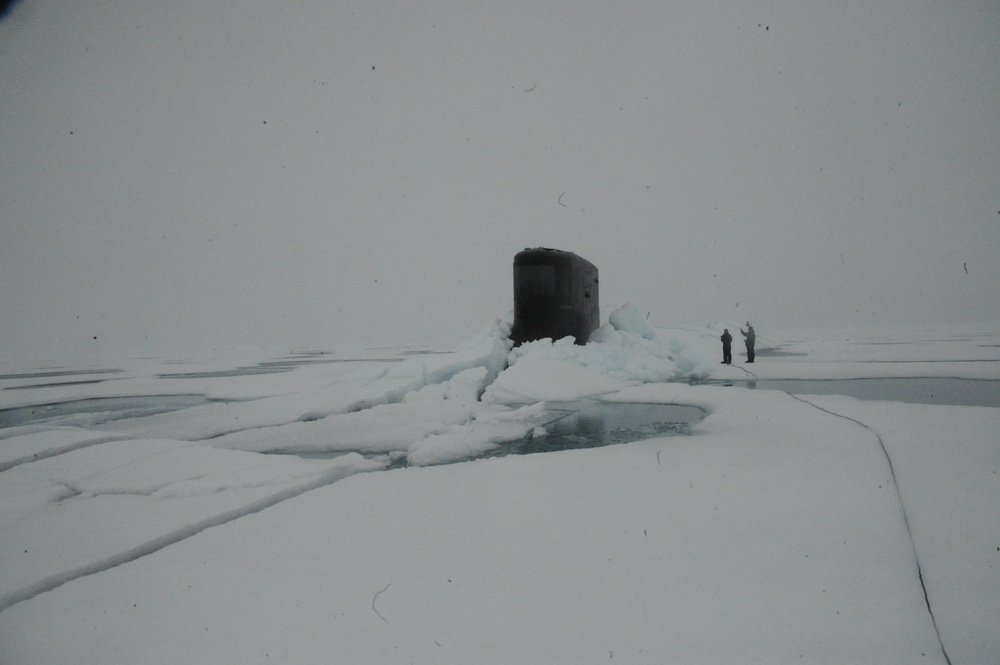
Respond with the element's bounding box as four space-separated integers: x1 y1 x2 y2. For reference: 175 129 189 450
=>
2 1 998 361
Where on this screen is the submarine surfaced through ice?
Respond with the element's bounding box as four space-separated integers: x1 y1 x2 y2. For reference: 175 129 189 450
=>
510 247 599 346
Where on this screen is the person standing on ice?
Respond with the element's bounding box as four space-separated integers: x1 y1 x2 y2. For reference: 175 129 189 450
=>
741 323 756 363
720 329 733 364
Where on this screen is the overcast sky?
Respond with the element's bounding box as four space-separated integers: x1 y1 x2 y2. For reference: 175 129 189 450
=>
2 1 998 361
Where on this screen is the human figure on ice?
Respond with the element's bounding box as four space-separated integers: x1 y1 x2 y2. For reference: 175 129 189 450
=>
741 323 756 363
721 328 732 364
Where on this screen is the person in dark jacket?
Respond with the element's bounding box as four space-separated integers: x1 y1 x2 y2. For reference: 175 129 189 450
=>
721 329 732 364
741 323 756 363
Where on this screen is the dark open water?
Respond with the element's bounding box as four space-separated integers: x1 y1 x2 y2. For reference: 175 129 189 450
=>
715 377 999 408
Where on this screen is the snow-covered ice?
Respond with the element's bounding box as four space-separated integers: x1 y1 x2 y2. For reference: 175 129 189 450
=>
0 313 998 664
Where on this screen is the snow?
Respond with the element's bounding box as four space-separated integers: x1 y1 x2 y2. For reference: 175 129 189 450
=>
1 319 998 664
606 303 657 340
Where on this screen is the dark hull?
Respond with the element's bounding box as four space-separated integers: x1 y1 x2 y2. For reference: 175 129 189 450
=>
510 248 599 346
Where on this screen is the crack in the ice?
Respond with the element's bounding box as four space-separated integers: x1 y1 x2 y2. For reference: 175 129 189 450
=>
60 485 165 501
0 434 127 473
784 393 953 665
52 483 82 502
0 462 385 615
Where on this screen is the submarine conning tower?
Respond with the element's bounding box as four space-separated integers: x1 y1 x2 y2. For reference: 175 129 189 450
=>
510 247 599 346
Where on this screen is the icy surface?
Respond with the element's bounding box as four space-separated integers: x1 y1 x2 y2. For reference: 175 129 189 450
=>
0 320 998 664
